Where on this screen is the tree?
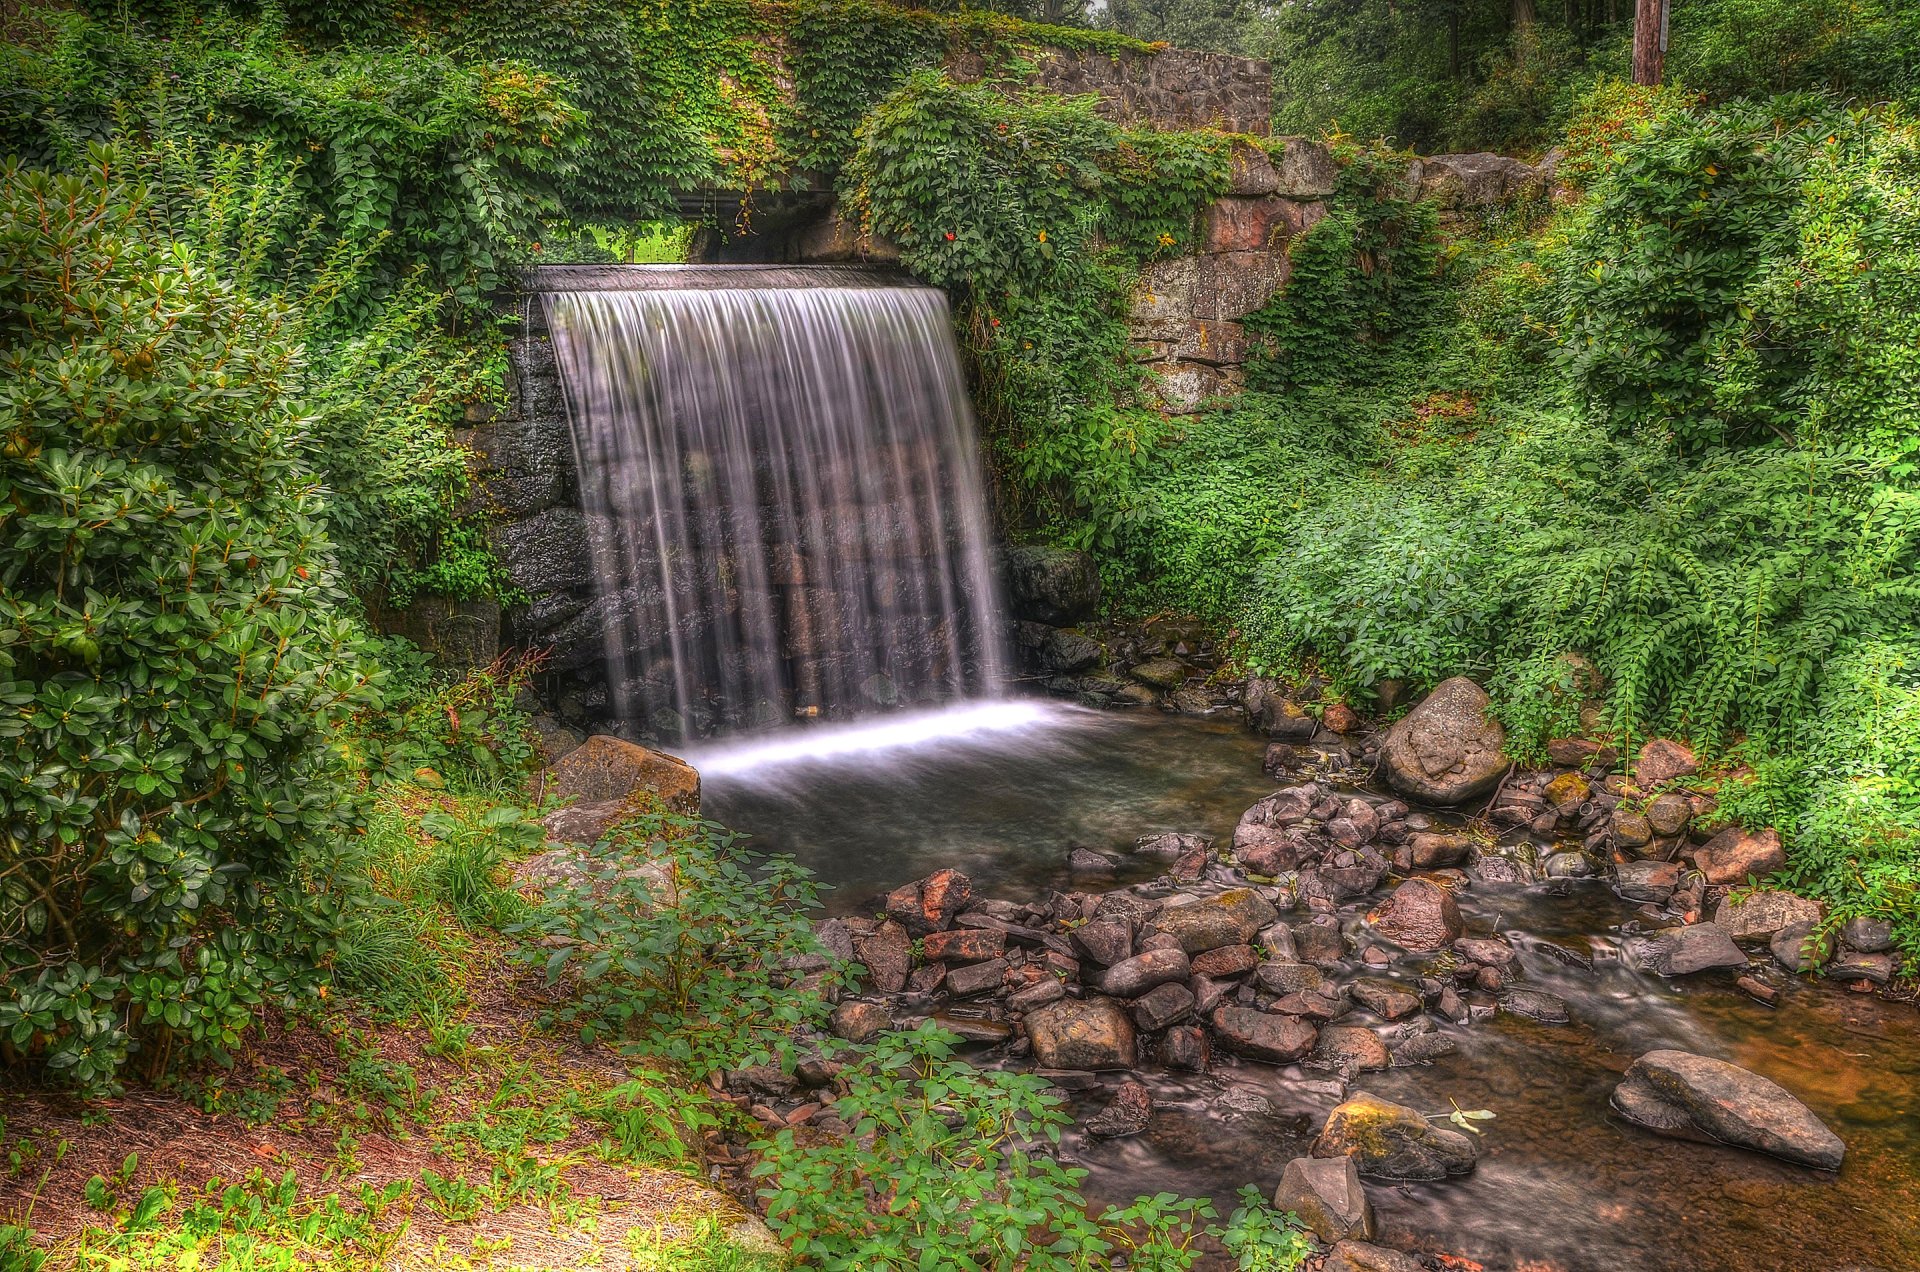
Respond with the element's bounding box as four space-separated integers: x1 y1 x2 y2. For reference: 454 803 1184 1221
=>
1103 0 1249 53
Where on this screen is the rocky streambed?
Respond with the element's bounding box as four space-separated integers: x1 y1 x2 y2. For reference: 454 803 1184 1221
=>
693 679 1919 1272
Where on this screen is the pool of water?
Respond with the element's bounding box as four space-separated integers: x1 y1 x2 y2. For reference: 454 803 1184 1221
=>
696 702 1275 911
696 703 1920 1272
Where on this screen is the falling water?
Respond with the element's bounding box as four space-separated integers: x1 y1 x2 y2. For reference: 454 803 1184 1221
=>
541 265 1006 743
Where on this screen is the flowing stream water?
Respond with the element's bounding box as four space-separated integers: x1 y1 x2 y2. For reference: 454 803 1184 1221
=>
703 705 1920 1272
542 266 1003 743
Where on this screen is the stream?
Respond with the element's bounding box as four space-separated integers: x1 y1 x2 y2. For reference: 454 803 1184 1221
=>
698 704 1920 1272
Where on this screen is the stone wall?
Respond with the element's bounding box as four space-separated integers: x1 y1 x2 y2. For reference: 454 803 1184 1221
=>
954 46 1273 136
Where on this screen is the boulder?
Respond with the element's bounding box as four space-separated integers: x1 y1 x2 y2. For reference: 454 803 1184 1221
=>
1070 915 1135 967
1411 151 1539 207
1611 1049 1845 1169
1212 1006 1318 1063
1025 997 1136 1071
543 735 700 816
1769 920 1832 974
1613 860 1681 905
1163 1024 1211 1070
1293 920 1350 965
828 1001 890 1044
1097 948 1192 998
1635 739 1698 789
1501 988 1571 1024
883 869 974 937
921 928 1006 963
1828 950 1894 984
1693 827 1787 886
1378 677 1508 805
1366 878 1464 952
1609 809 1653 850
1313 1092 1478 1181
1147 889 1280 954
539 799 632 847
1408 832 1470 870
1646 792 1694 836
1084 1079 1153 1138
944 957 1008 997
1323 703 1363 734
1254 961 1325 995
1322 1241 1425 1272
1311 1026 1391 1075
1067 847 1118 876
1130 657 1190 689
1273 1155 1373 1244
1191 944 1260 979
1841 916 1895 953
1349 978 1422 1021
1131 982 1197 1031
1244 678 1319 740
1004 546 1101 626
1543 771 1590 811
1041 628 1103 673
851 921 912 993
1712 891 1824 943
1624 925 1748 976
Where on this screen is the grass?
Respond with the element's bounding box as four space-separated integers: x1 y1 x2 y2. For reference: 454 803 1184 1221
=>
0 783 782 1272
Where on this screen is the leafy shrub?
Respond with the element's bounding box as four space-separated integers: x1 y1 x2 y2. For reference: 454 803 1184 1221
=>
752 1024 1312 1270
0 147 373 1089
511 813 846 1078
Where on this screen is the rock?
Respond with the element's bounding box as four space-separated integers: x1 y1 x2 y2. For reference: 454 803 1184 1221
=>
851 921 912 993
1544 851 1595 878
1313 1092 1478 1181
1254 961 1325 995
1624 925 1748 976
1273 1155 1373 1244
538 799 634 847
1293 920 1349 965
1547 737 1614 769
828 1001 890 1043
1453 937 1515 967
1328 799 1380 847
883 869 975 937
1085 1079 1153 1137
1008 978 1066 1012
1612 1049 1845 1169
1245 679 1319 740
1190 944 1259 979
1411 151 1539 207
1501 988 1571 1024
1349 978 1422 1021
1131 981 1197 1031
1769 920 1832 974
1378 677 1508 805
1842 916 1895 953
1543 771 1590 811
814 918 856 964
1692 826 1787 885
1610 809 1653 849
1827 950 1894 984
1322 1240 1425 1272
1147 889 1280 954
1071 916 1134 967
1407 832 1470 870
1635 739 1698 788
1097 948 1192 998
1613 860 1681 904
1041 628 1103 673
1067 847 1118 876
1646 792 1694 836
1136 831 1211 861
1025 997 1136 1071
944 957 1008 997
527 714 586 766
1311 1026 1391 1075
1163 1023 1211 1070
1712 891 1824 942
921 928 1007 963
1390 1032 1457 1066
1004 545 1101 625
1130 657 1189 689
543 735 700 816
1211 1006 1318 1063
1366 878 1463 952
1323 703 1363 734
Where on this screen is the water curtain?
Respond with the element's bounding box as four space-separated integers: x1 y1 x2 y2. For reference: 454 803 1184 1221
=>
542 267 1005 742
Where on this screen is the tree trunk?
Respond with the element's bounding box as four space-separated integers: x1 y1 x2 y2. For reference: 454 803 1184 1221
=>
1448 6 1461 78
1513 0 1536 30
1633 0 1666 84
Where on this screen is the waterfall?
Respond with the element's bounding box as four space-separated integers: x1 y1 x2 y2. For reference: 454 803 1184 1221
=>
540 265 1006 743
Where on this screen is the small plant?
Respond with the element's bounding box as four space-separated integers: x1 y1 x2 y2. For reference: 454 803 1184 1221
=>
419 1168 484 1221
511 813 848 1078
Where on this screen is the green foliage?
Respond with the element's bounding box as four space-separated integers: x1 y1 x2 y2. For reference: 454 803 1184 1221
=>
845 71 1231 546
511 813 848 1078
1242 142 1442 390
751 1024 1312 1269
0 147 375 1091
346 646 541 792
